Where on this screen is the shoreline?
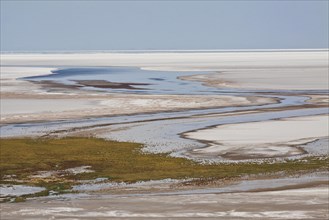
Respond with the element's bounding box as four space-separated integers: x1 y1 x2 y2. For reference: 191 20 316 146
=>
183 114 328 160
1 172 328 219
0 94 277 125
1 51 328 218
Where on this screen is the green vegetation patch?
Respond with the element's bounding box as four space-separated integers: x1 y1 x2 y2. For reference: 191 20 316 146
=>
1 137 328 194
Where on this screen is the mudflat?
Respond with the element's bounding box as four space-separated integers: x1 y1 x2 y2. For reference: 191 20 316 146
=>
1 50 328 219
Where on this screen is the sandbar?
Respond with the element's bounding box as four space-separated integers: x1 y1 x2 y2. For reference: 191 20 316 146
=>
185 115 329 160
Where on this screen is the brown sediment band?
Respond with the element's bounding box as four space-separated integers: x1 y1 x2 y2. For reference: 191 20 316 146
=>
75 80 150 90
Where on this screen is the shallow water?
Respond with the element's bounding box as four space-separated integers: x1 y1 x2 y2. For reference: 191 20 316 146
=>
1 97 327 162
21 67 328 95
0 95 315 139
0 185 46 197
97 107 328 159
70 171 328 195
22 67 222 95
2 66 327 162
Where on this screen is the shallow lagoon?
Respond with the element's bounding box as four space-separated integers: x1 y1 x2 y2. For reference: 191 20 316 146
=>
21 66 328 95
22 67 220 95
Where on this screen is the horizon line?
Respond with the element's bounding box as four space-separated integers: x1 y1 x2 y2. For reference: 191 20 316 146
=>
1 48 328 54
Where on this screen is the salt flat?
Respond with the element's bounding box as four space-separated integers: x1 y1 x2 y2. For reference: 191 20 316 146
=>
2 50 328 91
185 115 328 159
0 93 272 124
1 51 328 218
1 51 327 159
2 185 328 219
1 51 327 124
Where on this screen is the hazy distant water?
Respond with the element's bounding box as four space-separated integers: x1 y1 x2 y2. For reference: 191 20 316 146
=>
22 67 221 95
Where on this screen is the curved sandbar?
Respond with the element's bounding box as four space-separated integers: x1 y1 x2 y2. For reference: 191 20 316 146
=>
174 51 328 91
184 115 329 160
179 68 329 91
0 95 275 124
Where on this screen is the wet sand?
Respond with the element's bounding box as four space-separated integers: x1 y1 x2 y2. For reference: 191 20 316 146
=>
180 67 328 91
1 179 328 219
185 115 329 160
0 95 274 124
1 170 328 215
75 80 150 89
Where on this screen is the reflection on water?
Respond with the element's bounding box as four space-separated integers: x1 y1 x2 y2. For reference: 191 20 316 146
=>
22 67 221 95
21 67 328 95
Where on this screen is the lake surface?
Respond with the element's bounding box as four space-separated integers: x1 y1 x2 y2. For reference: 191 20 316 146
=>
22 67 224 95
21 67 327 95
